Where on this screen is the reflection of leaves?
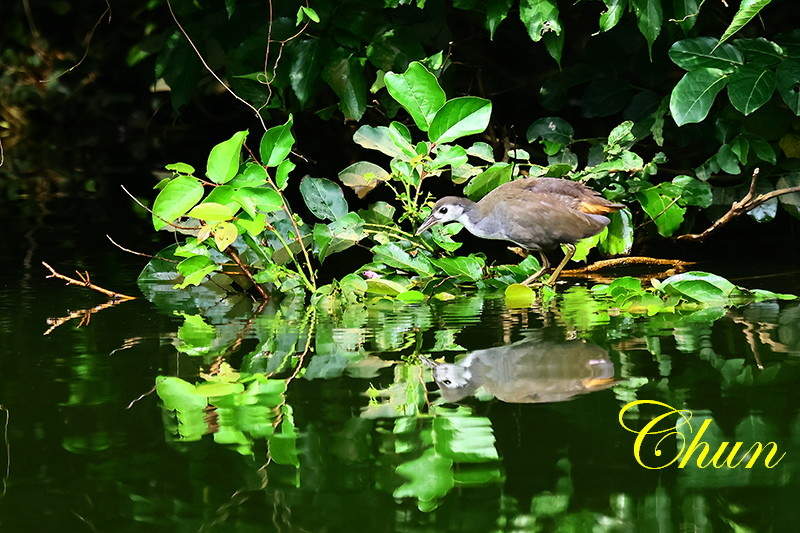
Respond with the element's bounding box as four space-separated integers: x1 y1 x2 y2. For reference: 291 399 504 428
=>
433 410 498 462
394 448 454 508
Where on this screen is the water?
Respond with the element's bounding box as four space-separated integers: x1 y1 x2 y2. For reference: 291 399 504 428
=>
2 191 800 532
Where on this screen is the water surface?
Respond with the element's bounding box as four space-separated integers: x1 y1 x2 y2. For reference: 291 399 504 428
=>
1 192 800 532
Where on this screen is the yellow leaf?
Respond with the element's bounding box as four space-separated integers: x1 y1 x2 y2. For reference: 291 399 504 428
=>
213 221 238 251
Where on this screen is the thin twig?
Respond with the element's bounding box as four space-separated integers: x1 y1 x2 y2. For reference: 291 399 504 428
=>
106 235 155 259
678 168 800 241
42 261 137 300
41 1 111 82
120 184 201 233
166 0 266 130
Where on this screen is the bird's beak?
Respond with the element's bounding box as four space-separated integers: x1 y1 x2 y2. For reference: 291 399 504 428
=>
416 214 438 235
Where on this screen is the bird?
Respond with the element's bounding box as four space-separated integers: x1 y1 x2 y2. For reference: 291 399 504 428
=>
420 332 615 403
415 177 625 286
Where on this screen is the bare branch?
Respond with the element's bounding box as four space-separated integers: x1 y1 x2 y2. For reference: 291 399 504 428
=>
678 168 800 241
42 261 136 300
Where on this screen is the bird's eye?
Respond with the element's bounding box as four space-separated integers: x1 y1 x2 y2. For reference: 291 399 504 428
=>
438 207 448 215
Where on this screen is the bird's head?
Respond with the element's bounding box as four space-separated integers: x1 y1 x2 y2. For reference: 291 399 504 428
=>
415 197 469 235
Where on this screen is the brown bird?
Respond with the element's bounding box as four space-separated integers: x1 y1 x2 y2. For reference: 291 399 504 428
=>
416 177 625 285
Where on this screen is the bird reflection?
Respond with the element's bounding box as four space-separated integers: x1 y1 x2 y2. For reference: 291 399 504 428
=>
422 333 615 403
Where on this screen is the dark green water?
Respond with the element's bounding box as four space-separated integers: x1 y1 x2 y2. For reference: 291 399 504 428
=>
2 193 800 532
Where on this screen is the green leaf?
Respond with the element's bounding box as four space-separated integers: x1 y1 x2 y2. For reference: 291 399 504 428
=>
298 6 320 23
313 212 367 262
598 0 627 33
152 175 205 230
428 97 492 143
519 0 561 43
228 163 267 188
358 201 396 226
504 284 536 307
276 159 295 190
526 117 574 144
365 277 408 296
467 142 496 162
339 161 390 199
630 0 662 56
289 39 323 107
658 271 736 303
203 185 237 213
715 144 741 175
388 121 415 156
672 175 713 208
733 37 784 67
397 290 426 303
207 130 248 184
259 116 294 167
636 185 686 237
486 0 513 39
353 125 406 158
366 29 425 72
717 0 772 47
598 209 633 256
187 202 234 222
728 65 775 115
384 62 446 131
668 38 744 72
776 59 800 114
323 56 367 120
669 68 728 126
372 243 436 277
430 145 468 170
432 256 484 282
175 256 218 289
672 0 699 32
300 176 348 221
236 212 267 235
463 163 513 200
166 162 196 175
750 136 777 164
233 187 284 218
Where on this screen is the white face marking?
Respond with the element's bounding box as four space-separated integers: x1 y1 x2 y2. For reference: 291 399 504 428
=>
431 202 465 224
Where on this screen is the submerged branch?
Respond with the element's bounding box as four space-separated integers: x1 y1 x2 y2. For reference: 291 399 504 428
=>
559 256 693 283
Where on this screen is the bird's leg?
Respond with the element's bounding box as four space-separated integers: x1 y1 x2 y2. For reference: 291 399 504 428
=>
521 252 550 286
544 243 575 286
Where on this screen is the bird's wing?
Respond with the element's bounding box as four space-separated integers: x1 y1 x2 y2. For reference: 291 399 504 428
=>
490 194 611 249
507 178 624 215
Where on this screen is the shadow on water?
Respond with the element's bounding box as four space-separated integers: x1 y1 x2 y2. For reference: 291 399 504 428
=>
2 189 800 531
